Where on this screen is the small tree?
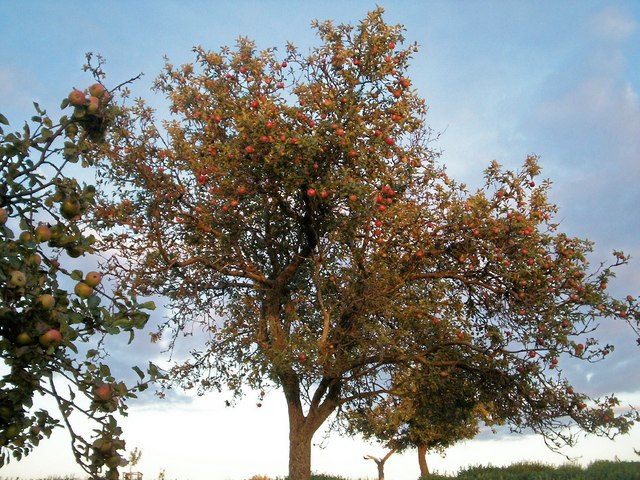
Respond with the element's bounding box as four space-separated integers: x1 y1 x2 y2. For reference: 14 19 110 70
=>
349 356 495 478
88 9 639 480
127 446 143 476
0 67 156 479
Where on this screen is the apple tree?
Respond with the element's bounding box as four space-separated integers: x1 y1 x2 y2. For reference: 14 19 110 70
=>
348 362 496 479
0 66 157 479
86 9 640 480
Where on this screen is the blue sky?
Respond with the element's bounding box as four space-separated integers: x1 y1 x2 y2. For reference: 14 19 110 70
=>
2 1 640 479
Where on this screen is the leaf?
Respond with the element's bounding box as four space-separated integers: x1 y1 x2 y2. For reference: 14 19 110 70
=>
132 366 145 380
0 113 8 125
87 294 101 309
71 269 83 281
139 301 156 311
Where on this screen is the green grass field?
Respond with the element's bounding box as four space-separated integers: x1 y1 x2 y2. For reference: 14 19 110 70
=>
2 461 639 480
424 460 640 479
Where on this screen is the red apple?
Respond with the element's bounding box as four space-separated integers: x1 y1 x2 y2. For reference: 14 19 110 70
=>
86 96 100 113
307 188 316 197
89 83 107 98
39 329 62 348
95 384 112 401
68 89 86 107
35 224 52 242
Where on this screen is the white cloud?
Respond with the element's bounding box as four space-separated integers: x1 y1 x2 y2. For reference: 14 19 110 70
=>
590 6 637 42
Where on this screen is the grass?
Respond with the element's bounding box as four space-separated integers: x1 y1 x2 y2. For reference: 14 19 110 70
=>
2 461 639 480
422 460 640 479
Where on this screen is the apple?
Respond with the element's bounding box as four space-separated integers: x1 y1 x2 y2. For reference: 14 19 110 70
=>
37 293 55 309
298 353 307 364
106 455 122 469
60 199 81 220
26 253 41 266
245 145 255 154
87 96 100 113
75 281 94 299
0 207 7 224
35 224 51 242
9 270 26 288
16 332 33 346
84 271 102 288
39 329 62 348
307 188 316 197
88 83 106 98
5 424 19 439
95 384 112 401
68 89 86 107
19 231 33 243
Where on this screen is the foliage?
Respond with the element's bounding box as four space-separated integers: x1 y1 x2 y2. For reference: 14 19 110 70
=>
0 60 157 479
429 460 640 479
345 362 490 455
85 7 639 479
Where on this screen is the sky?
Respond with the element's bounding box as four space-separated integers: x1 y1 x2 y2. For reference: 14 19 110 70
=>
1 1 640 479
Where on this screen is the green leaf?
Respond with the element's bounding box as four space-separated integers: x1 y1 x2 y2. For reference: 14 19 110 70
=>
0 113 8 125
132 366 145 380
140 301 156 311
87 294 101 309
70 270 83 281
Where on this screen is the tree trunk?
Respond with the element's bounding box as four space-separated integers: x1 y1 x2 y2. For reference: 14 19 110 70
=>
417 444 429 477
285 390 336 480
288 415 313 480
377 461 385 480
364 450 395 480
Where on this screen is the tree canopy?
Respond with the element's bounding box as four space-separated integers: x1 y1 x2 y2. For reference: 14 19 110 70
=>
0 72 157 479
85 8 639 480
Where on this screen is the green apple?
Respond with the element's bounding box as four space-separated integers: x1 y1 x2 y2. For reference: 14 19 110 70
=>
9 270 26 288
60 199 81 220
15 332 33 346
19 231 33 243
74 281 94 298
37 294 55 309
84 271 102 288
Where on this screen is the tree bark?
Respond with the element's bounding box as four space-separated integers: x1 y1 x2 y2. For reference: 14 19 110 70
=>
284 380 339 480
418 443 429 477
364 449 395 480
288 413 313 480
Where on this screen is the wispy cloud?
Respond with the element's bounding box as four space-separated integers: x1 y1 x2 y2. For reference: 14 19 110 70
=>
590 6 637 42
